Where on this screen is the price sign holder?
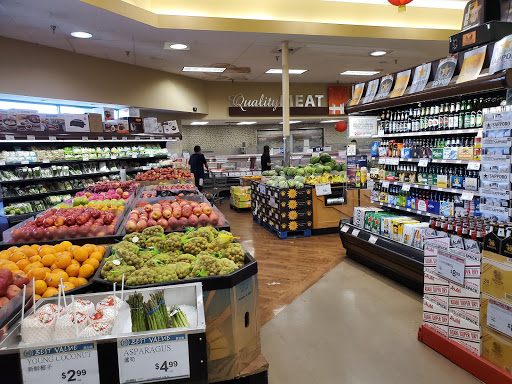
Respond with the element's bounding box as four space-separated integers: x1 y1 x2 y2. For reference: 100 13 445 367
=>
27 135 36 141
42 158 50 164
117 333 190 383
20 341 100 384
6 134 15 141
259 184 266 195
352 228 360 237
402 183 411 192
315 183 332 196
487 299 512 338
382 181 390 188
49 136 57 141
369 235 378 244
0 160 5 166
122 136 128 141
468 162 481 171
98 136 104 141
418 159 429 167
341 224 350 232
82 136 89 141
378 158 386 165
436 250 465 285
461 191 474 201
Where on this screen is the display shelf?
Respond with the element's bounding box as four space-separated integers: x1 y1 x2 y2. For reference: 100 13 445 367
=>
374 128 482 138
0 131 181 142
0 170 120 184
5 211 41 225
373 179 480 196
2 188 83 203
339 220 423 292
0 155 168 168
345 70 512 114
370 157 480 165
371 200 433 217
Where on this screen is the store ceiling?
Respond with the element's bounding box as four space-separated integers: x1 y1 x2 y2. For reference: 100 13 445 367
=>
0 0 460 83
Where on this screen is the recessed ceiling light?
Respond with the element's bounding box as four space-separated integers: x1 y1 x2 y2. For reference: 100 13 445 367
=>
370 51 387 57
237 122 257 125
183 67 226 72
169 43 189 50
71 32 92 39
280 121 302 125
340 70 380 76
266 69 308 74
321 120 342 123
190 121 209 125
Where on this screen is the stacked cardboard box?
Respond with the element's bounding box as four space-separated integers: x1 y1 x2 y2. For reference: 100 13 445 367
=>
231 186 252 209
422 238 482 356
251 181 313 232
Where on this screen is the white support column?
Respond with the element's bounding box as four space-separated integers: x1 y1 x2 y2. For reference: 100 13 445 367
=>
282 40 291 167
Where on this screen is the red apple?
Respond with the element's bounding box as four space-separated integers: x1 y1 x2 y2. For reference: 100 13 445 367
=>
125 220 137 233
152 210 162 220
136 220 147 232
144 204 152 213
172 208 181 219
156 218 168 228
65 216 76 226
43 217 54 227
193 206 203 216
188 215 198 227
54 217 65 227
147 219 157 227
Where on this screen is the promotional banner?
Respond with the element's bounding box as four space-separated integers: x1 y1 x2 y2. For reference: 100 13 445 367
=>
457 45 487 84
348 83 365 106
389 69 411 98
328 86 349 114
375 75 394 100
489 34 512 74
409 63 432 94
347 155 367 189
348 116 378 138
432 55 458 88
362 79 379 104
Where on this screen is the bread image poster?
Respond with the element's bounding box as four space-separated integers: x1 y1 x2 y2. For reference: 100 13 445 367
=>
389 69 411 98
433 54 458 88
375 75 394 100
349 83 365 106
456 45 486 84
489 34 512 74
362 78 379 104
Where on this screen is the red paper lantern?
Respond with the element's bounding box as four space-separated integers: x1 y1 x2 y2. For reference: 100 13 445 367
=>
388 0 413 12
335 121 347 133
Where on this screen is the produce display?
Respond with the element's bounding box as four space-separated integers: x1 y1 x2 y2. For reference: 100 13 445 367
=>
0 242 105 301
101 226 244 286
82 180 138 195
124 199 224 233
0 267 29 309
141 184 198 198
135 167 193 182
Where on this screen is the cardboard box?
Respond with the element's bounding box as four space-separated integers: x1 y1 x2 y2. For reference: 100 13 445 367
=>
480 295 512 339
353 207 381 228
403 223 429 245
92 107 115 121
116 119 129 133
143 117 159 133
16 113 42 131
448 307 480 332
481 258 512 304
449 280 480 300
390 218 419 242
103 120 117 133
61 114 90 132
424 293 449 312
482 327 512 373
451 337 481 356
120 117 144 134
424 322 449 338
40 114 65 132
0 110 16 131
423 296 449 321
86 113 103 133
163 120 180 134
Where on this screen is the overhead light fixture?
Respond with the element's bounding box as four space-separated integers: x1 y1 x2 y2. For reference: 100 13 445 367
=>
321 120 342 123
321 0 466 9
340 70 380 76
236 122 257 125
266 69 308 74
370 51 387 57
71 32 92 39
182 67 226 72
169 43 189 50
280 121 302 125
190 121 209 125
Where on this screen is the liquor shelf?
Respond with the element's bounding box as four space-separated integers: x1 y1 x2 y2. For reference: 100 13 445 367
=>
373 179 480 196
373 128 481 138
371 200 434 217
371 157 480 165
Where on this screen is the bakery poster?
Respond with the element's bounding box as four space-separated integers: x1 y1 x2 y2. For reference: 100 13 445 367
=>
362 79 379 104
456 45 486 84
374 75 394 100
432 55 458 88
348 83 365 106
489 34 512 74
389 69 411 98
409 63 432 94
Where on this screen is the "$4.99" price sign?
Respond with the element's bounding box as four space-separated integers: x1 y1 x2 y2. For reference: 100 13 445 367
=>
20 342 100 384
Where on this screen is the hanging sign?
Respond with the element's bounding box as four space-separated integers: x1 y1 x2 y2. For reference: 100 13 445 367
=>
489 34 512 74
375 75 394 100
348 83 365 106
433 55 458 88
362 79 379 104
457 45 487 84
389 69 411 98
409 63 432 94
348 116 378 138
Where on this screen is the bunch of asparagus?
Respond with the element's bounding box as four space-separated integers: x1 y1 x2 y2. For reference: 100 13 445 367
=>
127 293 145 332
143 295 169 330
169 306 190 328
150 290 170 328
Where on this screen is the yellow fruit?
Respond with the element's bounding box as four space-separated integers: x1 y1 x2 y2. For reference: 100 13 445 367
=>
68 277 78 286
8 246 18 253
83 258 100 270
34 280 47 295
29 255 42 263
73 248 89 262
53 244 65 253
41 254 57 267
30 244 40 251
10 252 27 263
66 264 80 277
50 263 58 271
28 268 47 281
0 250 11 260
3 262 18 272
46 273 61 288
73 277 88 287
62 282 75 291
21 247 36 257
42 287 59 298
34 294 42 301
16 259 30 271
90 251 103 262
60 241 72 250
55 254 72 269
95 246 106 255
52 269 69 282
82 244 96 256
38 247 54 257
78 264 94 278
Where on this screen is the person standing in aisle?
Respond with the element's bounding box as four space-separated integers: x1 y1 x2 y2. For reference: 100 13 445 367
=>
261 145 272 171
189 145 208 191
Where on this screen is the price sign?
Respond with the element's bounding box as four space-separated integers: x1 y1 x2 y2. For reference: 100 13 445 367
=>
461 191 474 201
117 333 190 383
406 208 412 212
402 183 411 192
122 136 128 141
21 160 29 165
259 184 266 195
487 300 512 338
467 162 481 171
27 135 35 141
0 160 5 165
436 251 465 285
49 136 57 141
83 156 89 162
111 155 117 160
135 136 141 141
378 158 386 165
150 136 155 140
132 154 138 159
20 342 100 384
382 181 390 188
98 136 104 141
142 166 150 171
42 158 50 164
82 136 89 141
315 183 332 196
341 224 350 232
112 136 118 141
418 159 429 167
352 228 360 237
6 134 15 141
369 235 378 244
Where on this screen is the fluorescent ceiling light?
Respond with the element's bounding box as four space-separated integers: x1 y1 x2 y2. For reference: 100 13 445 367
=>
71 32 92 38
237 122 257 125
266 69 308 74
321 120 343 123
370 51 387 57
321 0 466 9
280 121 302 125
190 121 209 125
169 43 189 50
182 67 226 72
341 70 380 76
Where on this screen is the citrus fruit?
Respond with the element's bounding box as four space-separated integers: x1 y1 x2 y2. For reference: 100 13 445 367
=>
28 268 47 281
83 258 100 270
70 259 80 266
34 294 41 301
38 247 54 257
16 259 30 271
10 251 27 263
73 248 89 262
68 277 78 285
66 264 80 277
21 247 36 258
41 254 57 267
53 244 65 253
30 244 40 251
50 263 58 271
55 253 72 269
78 264 94 278
34 280 47 295
7 246 18 253
62 282 75 291
42 287 59 298
89 251 103 262
82 244 95 255
73 277 88 287
0 250 10 260
52 269 69 282
95 246 106 255
4 263 18 272
45 273 61 288
29 255 42 263
60 241 72 250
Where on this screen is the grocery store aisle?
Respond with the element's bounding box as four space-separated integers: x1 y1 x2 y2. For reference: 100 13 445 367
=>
260 258 480 384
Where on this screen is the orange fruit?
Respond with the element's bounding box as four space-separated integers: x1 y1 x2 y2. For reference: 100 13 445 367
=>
21 247 36 257
34 294 42 301
38 247 53 257
41 254 57 267
95 246 106 255
89 251 103 262
60 241 72 250
66 264 80 277
78 264 94 278
3 262 18 272
83 258 100 270
68 246 77 254
11 269 23 274
70 259 80 266
7 246 18 252
32 262 44 269
73 277 88 287
10 251 27 263
42 287 59 298
28 268 47 281
0 250 11 260
30 244 40 251
50 263 58 271
68 277 78 285
16 259 30 271
29 255 42 263
55 253 72 269
53 244 65 253
73 248 89 262
62 282 75 291
52 269 69 282
45 273 61 288
23 263 36 274
34 280 47 295
82 244 95 255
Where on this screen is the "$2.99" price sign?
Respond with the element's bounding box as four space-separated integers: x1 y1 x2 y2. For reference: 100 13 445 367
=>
20 342 100 384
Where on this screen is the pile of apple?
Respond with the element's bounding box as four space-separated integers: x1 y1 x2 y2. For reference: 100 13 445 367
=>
9 207 121 243
135 167 193 181
156 184 196 191
75 188 131 202
125 200 224 233
84 180 138 194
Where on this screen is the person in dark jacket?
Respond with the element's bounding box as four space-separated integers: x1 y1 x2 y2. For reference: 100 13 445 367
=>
261 145 271 172
189 145 208 191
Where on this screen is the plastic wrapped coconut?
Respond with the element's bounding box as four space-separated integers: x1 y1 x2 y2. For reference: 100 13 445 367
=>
36 303 64 316
54 312 89 341
96 296 123 312
80 321 113 338
75 299 95 317
21 313 56 344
